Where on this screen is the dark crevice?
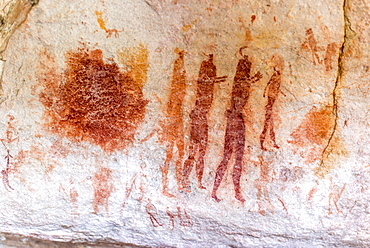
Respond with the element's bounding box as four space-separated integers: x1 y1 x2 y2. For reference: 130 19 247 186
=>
318 0 356 176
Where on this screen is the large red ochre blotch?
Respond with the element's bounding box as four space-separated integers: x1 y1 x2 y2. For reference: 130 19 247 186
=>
39 48 148 152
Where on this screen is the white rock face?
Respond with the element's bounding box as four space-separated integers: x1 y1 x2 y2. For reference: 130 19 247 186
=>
0 0 368 247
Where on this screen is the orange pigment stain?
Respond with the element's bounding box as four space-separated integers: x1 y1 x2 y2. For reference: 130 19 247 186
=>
94 11 123 38
94 11 107 30
93 167 113 214
182 24 192 32
38 47 148 153
117 44 149 89
289 105 335 164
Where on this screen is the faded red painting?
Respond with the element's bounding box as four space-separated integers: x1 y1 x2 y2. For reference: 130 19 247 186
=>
289 105 335 164
260 54 285 151
37 47 148 153
160 49 187 197
181 54 227 192
301 28 322 65
1 115 19 191
212 47 261 203
93 167 113 214
254 156 274 216
300 28 338 71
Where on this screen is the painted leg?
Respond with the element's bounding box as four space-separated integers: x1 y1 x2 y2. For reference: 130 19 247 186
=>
212 141 233 202
235 116 246 203
260 116 269 151
196 145 207 189
175 137 185 191
269 114 280 149
233 136 245 203
181 144 196 192
261 100 274 151
161 143 175 197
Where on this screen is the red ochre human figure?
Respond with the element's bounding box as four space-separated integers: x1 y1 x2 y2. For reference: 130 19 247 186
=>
302 28 321 65
181 54 227 192
212 47 262 202
160 49 187 197
260 54 285 151
254 155 274 215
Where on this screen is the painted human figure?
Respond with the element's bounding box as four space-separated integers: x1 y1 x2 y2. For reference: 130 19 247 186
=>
260 54 285 151
212 47 262 202
160 49 187 197
303 28 321 65
254 155 274 215
181 54 227 191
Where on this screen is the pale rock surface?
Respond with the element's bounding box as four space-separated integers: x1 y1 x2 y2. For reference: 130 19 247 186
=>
0 0 368 247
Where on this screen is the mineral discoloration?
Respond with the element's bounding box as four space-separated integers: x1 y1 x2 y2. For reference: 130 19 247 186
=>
38 47 148 153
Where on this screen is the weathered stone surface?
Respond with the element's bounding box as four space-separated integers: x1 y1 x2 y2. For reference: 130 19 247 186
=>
0 0 369 247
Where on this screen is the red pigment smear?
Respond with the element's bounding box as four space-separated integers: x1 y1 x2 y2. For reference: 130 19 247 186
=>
289 105 334 163
251 15 256 23
39 47 148 153
92 167 113 214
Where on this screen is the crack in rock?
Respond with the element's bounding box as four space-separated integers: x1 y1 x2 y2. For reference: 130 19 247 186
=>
317 0 356 177
0 0 38 96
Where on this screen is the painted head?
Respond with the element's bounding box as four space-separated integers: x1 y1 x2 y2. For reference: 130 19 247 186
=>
270 54 284 71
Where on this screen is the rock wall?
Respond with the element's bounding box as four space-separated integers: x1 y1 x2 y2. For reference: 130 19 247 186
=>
0 0 369 247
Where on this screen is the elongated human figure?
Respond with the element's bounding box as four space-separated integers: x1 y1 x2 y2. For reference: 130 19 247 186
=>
212 47 262 202
260 54 285 151
182 54 227 191
160 49 187 197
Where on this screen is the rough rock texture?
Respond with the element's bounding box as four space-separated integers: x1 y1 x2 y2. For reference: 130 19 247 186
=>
0 0 369 247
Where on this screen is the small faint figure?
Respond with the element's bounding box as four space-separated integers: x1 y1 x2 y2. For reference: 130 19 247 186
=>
181 54 227 192
146 201 163 227
254 156 274 216
94 11 124 38
260 54 285 151
212 47 261 203
279 166 303 182
92 167 113 214
324 42 337 71
328 180 346 215
166 206 193 229
301 28 321 65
